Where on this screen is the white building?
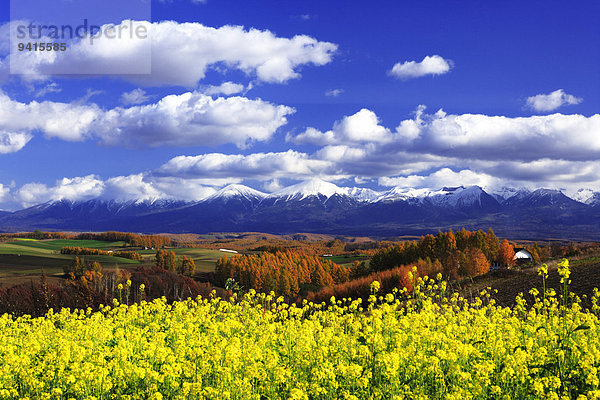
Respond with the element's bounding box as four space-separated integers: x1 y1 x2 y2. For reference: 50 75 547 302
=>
219 248 238 254
513 249 533 261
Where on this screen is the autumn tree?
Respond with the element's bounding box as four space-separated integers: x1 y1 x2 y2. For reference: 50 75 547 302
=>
497 239 516 268
461 247 490 277
177 255 197 276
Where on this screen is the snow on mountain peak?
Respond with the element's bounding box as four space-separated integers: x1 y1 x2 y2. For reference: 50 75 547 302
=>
570 188 600 205
206 184 267 201
269 178 348 200
346 187 382 201
490 187 531 203
573 188 595 203
375 185 487 207
424 185 488 207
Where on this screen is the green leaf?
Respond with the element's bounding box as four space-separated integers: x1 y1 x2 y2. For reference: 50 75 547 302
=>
572 324 591 333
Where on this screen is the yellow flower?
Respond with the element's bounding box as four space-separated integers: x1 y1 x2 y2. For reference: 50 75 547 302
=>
370 280 380 294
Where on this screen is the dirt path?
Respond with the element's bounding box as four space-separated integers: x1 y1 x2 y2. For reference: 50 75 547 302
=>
457 259 600 308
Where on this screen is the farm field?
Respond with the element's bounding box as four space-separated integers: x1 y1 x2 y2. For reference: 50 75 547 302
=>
323 254 370 268
0 238 231 286
0 239 142 286
139 247 227 272
0 260 598 399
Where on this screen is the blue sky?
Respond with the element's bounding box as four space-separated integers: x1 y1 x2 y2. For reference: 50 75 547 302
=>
0 0 598 209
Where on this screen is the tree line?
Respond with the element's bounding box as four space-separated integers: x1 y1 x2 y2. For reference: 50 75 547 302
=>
155 249 197 276
215 250 350 298
60 246 143 261
0 230 172 248
369 228 515 279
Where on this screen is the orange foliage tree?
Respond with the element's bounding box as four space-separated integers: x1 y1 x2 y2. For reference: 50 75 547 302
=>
215 250 349 297
497 239 516 268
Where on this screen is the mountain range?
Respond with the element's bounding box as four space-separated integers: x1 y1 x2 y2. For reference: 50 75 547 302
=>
1 178 599 240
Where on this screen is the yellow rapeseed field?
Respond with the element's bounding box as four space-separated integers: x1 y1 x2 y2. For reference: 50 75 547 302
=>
0 260 599 399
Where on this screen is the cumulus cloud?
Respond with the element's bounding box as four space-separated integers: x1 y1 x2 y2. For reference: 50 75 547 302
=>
396 106 600 162
201 82 246 96
289 109 391 146
0 91 100 142
325 88 343 97
156 150 337 180
471 159 600 186
6 20 337 87
263 179 283 192
34 82 62 98
97 92 294 148
0 90 294 150
379 168 503 190
11 173 218 208
283 106 600 193
15 175 105 207
120 88 152 105
0 184 11 205
0 131 33 153
388 55 451 80
526 89 583 112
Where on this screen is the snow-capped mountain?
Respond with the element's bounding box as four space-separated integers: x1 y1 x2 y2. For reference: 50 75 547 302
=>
346 187 382 202
503 188 581 209
491 187 531 203
422 186 498 209
375 186 499 209
265 178 381 203
267 178 349 201
572 189 600 206
374 187 429 203
0 179 599 240
204 184 267 203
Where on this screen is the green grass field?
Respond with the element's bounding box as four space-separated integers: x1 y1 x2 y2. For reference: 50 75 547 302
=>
0 239 225 285
5 239 128 251
0 240 142 284
323 254 370 267
139 248 226 272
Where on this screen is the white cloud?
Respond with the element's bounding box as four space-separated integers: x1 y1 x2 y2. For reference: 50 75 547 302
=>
11 173 218 208
201 82 246 96
388 55 452 80
97 92 294 148
157 150 335 180
289 109 391 145
0 91 100 142
149 177 218 201
325 88 343 97
120 88 152 105
526 89 582 112
6 20 337 87
15 175 105 207
284 106 600 192
0 131 32 153
0 90 294 150
0 184 10 204
103 174 163 202
396 106 600 162
34 82 61 98
379 168 502 191
263 179 283 192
